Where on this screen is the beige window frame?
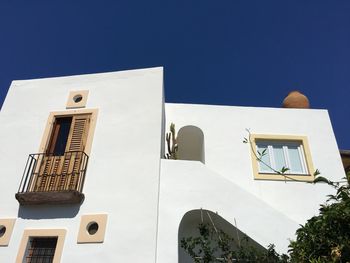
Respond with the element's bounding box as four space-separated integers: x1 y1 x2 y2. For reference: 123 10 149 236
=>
77 214 108 243
0 218 16 246
39 108 98 155
250 134 315 181
16 229 66 263
66 90 89 109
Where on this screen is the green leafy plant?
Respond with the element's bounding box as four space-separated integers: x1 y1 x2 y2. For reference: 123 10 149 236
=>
181 222 289 263
288 171 350 263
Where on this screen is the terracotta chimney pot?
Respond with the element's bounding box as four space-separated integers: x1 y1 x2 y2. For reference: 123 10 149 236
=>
282 91 310 109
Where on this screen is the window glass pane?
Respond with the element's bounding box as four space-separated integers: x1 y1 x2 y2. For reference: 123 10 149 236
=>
288 146 304 173
257 144 273 172
272 145 286 172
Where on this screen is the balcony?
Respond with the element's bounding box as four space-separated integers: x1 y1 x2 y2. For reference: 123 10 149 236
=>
16 151 89 205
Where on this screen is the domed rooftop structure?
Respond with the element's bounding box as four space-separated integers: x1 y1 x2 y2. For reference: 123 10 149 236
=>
282 91 310 109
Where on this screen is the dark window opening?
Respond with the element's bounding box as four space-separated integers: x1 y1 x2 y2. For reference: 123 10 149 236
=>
0 225 6 237
47 117 72 156
73 94 83 103
87 222 99 235
25 237 58 263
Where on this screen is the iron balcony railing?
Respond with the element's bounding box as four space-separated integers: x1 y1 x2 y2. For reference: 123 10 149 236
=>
18 151 89 194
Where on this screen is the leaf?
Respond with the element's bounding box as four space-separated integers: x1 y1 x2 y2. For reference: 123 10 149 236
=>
313 169 321 176
326 194 337 201
280 166 290 174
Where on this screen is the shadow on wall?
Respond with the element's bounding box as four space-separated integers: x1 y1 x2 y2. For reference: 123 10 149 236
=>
18 204 80 219
177 126 205 163
178 209 264 263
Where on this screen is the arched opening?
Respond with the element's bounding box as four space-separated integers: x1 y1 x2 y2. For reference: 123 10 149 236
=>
178 209 264 263
177 126 205 163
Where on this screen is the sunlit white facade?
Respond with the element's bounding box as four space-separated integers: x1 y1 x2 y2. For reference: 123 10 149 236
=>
0 67 345 262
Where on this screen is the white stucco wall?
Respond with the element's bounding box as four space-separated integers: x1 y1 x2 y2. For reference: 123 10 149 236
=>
0 67 164 262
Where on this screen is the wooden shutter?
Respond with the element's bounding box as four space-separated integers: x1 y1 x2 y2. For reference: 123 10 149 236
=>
46 118 60 155
66 114 91 152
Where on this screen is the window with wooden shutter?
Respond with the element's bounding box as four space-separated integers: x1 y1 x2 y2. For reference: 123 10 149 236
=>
33 114 91 192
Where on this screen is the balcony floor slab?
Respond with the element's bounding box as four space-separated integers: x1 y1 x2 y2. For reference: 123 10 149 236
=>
15 191 84 205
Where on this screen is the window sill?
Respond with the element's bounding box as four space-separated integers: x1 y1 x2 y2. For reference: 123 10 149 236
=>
254 173 315 182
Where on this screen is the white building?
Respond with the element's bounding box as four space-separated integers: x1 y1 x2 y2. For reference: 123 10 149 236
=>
0 67 345 262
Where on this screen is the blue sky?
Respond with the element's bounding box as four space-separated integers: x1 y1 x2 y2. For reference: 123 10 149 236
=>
0 1 349 149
